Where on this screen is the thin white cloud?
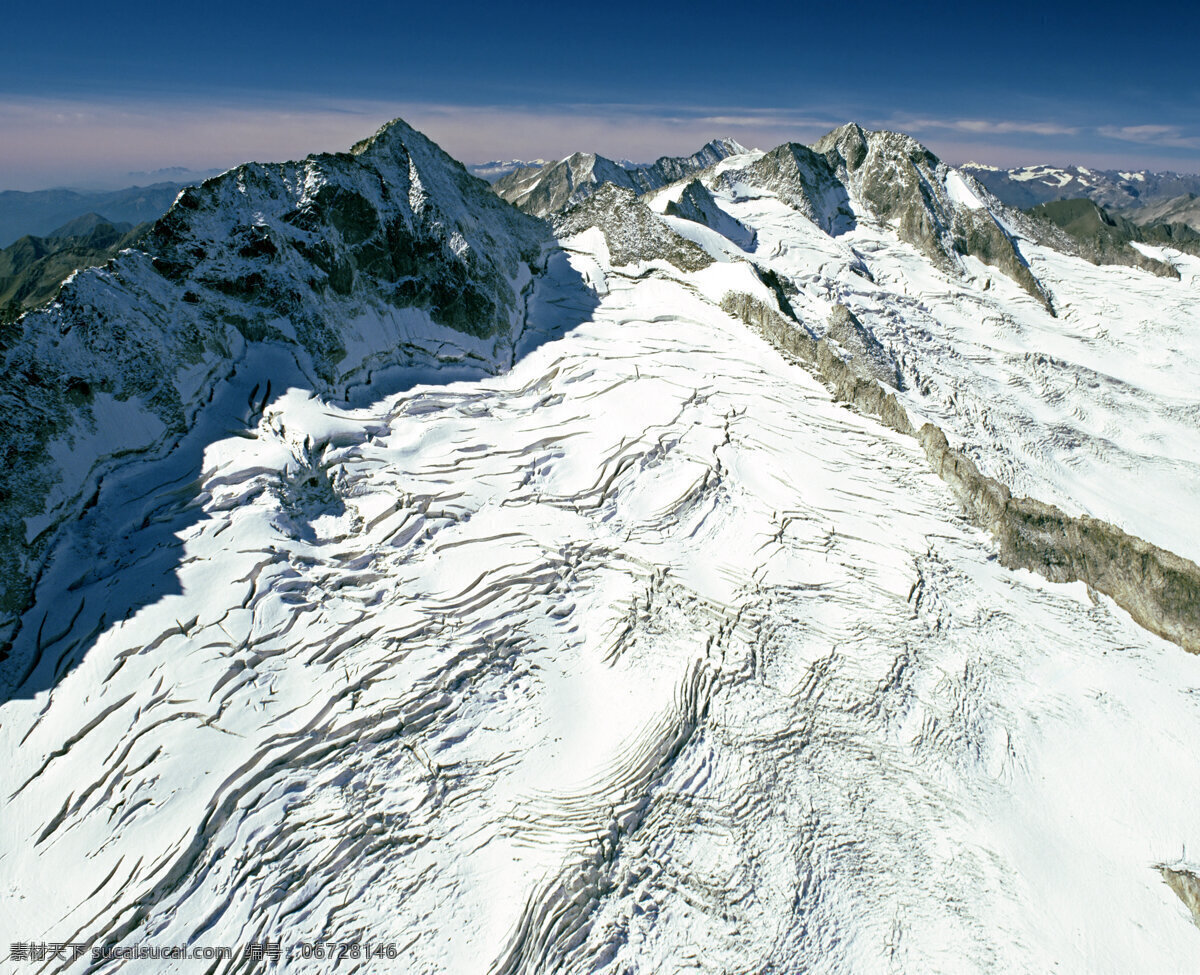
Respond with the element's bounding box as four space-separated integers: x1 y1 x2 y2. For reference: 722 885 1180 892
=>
896 116 1081 137
875 112 1199 169
1097 124 1200 149
0 97 397 188
0 95 1194 189
0 95 856 188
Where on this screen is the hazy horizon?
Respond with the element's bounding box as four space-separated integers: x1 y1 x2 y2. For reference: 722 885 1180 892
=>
3 0 1196 191
2 98 1198 194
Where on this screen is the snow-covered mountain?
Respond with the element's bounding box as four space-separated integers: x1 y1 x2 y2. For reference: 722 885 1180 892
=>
3 118 1200 974
466 159 551 183
493 138 748 216
0 118 548 668
961 160 1200 215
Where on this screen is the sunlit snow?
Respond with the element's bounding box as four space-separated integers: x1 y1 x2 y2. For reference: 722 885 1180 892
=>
2 132 1199 974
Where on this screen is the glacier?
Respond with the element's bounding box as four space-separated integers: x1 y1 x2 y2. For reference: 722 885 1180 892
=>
1 119 1200 973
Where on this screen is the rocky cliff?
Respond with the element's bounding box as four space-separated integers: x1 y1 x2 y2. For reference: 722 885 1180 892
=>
0 119 548 657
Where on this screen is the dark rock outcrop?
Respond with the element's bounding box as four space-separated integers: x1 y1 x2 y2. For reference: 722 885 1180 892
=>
495 140 747 217
815 124 1054 312
664 180 757 250
824 304 903 389
555 185 714 272
0 118 548 653
720 142 854 235
721 287 1200 654
1159 866 1200 932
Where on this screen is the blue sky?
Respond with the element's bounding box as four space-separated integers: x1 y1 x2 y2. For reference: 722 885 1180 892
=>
2 0 1197 189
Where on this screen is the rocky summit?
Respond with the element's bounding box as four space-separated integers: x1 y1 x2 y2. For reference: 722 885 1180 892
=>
3 118 1200 974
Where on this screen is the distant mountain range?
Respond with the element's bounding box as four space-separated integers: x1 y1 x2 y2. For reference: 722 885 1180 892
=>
0 182 185 247
0 212 150 322
1026 197 1200 274
124 166 224 183
465 159 550 182
961 161 1200 223
4 117 1200 973
1120 192 1200 229
492 139 748 216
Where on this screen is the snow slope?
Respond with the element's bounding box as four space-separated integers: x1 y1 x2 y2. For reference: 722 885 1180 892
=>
0 118 548 661
2 121 1199 974
642 125 1200 565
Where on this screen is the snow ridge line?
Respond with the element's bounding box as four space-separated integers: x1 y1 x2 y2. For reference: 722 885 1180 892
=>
720 290 1200 654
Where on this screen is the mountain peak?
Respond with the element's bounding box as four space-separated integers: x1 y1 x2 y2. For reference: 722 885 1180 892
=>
705 137 750 156
813 122 937 173
813 122 870 168
494 138 749 217
349 116 423 156
44 211 127 241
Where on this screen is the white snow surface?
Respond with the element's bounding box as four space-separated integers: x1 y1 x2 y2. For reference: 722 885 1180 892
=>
3 132 1200 974
943 169 987 210
704 172 1200 563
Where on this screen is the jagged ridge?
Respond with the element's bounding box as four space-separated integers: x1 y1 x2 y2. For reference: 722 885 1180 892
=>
0 216 149 323
555 184 713 272
720 287 1200 654
0 118 548 650
494 139 748 217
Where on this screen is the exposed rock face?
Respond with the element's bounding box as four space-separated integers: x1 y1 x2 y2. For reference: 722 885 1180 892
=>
494 153 643 218
919 427 1200 653
1160 866 1200 932
635 139 748 188
824 304 902 389
721 287 1200 655
1124 192 1200 232
698 124 1057 311
0 118 547 651
720 142 855 235
815 124 1054 311
664 179 757 250
1022 198 1200 277
495 139 748 217
555 184 714 272
719 291 915 438
500 122 1113 316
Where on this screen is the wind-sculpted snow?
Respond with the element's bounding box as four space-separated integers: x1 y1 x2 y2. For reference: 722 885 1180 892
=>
4 206 1200 972
5 119 1200 973
640 130 1200 569
0 118 548 661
